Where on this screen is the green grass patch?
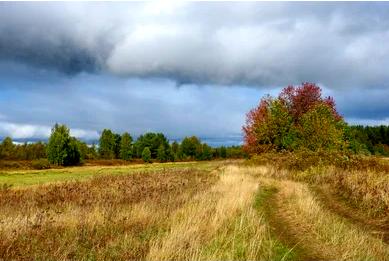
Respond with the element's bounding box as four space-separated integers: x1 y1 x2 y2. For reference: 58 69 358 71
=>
0 161 220 187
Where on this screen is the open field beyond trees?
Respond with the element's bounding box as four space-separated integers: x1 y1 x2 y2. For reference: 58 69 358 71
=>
0 159 388 260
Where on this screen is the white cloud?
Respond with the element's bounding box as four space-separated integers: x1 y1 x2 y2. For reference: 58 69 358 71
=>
0 121 99 140
0 122 51 139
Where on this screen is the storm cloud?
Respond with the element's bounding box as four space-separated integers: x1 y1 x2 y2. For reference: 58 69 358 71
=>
1 2 389 88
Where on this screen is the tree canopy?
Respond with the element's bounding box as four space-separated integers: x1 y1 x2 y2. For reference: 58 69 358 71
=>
46 124 81 166
243 83 346 154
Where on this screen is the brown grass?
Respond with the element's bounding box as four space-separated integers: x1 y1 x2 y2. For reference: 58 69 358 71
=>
247 153 389 217
273 178 389 261
0 168 216 260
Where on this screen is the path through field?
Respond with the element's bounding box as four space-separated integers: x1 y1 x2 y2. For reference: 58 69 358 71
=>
0 161 388 260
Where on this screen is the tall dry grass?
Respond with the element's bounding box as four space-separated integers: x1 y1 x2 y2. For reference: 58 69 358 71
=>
147 166 291 261
246 153 389 217
0 168 216 260
273 178 389 261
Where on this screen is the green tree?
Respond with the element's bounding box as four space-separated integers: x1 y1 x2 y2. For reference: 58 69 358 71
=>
120 132 133 160
157 144 167 162
181 136 201 158
220 146 227 159
113 133 122 159
134 132 169 159
0 137 15 159
47 124 81 166
99 129 115 159
142 147 151 163
298 104 345 151
200 143 213 160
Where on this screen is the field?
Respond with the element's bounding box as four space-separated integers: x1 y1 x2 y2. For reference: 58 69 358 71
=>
0 160 388 260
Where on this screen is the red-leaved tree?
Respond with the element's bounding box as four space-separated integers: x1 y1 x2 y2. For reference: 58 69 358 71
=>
279 82 342 121
242 96 271 154
243 83 344 154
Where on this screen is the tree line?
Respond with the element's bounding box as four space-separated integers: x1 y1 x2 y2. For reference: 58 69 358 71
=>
347 125 389 156
243 82 389 156
0 124 246 165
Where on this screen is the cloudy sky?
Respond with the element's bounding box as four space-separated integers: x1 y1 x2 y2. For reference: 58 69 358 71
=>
1 2 389 145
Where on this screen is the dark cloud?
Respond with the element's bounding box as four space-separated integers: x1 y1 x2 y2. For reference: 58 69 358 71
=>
1 2 389 88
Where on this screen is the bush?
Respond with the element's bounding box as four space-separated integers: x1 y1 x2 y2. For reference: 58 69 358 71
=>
31 159 51 170
0 161 22 169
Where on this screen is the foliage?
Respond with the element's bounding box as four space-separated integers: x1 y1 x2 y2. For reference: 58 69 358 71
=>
46 124 81 166
120 132 133 160
31 158 51 170
243 83 345 154
134 132 169 159
78 141 98 160
99 129 116 159
142 147 152 163
180 136 201 158
346 125 389 156
0 137 15 159
1 129 245 166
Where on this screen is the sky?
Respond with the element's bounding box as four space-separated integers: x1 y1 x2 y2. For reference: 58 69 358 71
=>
1 2 389 145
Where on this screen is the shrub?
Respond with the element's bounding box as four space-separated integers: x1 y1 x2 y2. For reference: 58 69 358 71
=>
31 159 51 170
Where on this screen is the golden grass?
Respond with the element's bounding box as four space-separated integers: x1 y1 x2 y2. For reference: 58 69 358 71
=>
147 166 291 261
250 166 389 261
147 166 258 260
277 179 389 261
2 160 387 260
0 167 217 260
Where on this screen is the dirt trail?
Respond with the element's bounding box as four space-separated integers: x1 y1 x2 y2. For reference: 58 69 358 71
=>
312 185 389 244
258 184 329 261
257 177 389 261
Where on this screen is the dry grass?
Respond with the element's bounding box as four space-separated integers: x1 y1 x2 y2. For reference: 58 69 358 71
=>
274 179 389 261
0 163 295 261
0 167 216 260
2 159 387 260
147 166 258 260
147 165 292 261
248 166 389 261
246 154 389 217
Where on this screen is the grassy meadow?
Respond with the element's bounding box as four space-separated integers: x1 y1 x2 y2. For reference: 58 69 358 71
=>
0 159 388 260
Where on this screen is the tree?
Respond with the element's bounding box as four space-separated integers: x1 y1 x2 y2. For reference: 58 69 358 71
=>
220 146 227 159
134 132 169 159
298 104 345 151
243 83 345 154
120 132 133 160
113 133 122 159
200 143 213 160
0 137 15 159
142 147 151 163
181 136 201 158
157 144 167 162
279 82 341 122
99 129 116 159
47 124 81 166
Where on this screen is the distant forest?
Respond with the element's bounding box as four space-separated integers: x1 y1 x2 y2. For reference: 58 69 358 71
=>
347 125 389 155
0 124 246 166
